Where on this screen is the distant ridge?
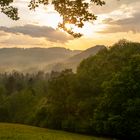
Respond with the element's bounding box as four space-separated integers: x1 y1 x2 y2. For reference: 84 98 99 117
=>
0 46 106 73
67 45 106 62
44 45 106 72
0 47 81 73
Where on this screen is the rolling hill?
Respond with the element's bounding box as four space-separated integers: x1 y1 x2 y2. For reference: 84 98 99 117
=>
0 45 106 73
0 123 111 140
0 47 80 73
44 45 106 72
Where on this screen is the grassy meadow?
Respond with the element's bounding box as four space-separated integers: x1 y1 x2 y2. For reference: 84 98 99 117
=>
0 123 111 140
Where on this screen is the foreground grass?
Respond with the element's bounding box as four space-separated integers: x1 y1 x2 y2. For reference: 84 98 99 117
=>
0 123 111 140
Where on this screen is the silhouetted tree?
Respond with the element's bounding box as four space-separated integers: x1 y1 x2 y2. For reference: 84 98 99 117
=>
1 0 105 37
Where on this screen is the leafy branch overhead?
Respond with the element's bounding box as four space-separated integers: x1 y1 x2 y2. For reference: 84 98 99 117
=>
0 0 105 37
0 0 19 20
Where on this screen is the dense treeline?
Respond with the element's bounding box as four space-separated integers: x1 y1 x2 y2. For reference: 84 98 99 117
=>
0 40 140 139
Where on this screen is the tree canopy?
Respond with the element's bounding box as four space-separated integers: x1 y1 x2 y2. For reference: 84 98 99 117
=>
0 0 105 37
0 0 19 20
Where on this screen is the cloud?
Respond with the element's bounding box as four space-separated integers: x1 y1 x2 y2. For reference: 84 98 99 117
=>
90 0 139 15
100 12 140 33
0 25 73 43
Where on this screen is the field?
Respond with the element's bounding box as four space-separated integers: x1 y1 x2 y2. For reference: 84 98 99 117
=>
0 123 111 140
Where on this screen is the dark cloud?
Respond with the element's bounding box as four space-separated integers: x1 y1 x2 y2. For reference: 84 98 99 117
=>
0 25 73 43
100 12 140 33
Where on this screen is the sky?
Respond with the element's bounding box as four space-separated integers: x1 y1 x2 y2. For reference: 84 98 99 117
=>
0 0 140 50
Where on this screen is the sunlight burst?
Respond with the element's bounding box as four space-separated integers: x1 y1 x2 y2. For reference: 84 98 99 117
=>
33 5 108 37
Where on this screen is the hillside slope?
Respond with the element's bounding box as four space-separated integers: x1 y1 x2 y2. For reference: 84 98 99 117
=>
44 45 106 72
0 123 110 140
0 46 105 73
0 47 81 73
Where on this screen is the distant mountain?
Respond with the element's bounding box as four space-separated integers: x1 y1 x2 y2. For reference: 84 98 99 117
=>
0 46 106 73
0 47 81 73
66 45 106 63
43 45 106 72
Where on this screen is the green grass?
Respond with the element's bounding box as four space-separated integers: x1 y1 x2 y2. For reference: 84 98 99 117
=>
0 123 111 140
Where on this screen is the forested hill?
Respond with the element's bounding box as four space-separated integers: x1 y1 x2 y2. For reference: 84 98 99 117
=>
43 45 106 72
0 46 105 73
0 47 80 72
0 40 140 140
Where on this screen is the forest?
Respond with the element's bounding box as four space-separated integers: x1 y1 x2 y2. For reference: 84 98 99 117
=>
0 40 140 140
